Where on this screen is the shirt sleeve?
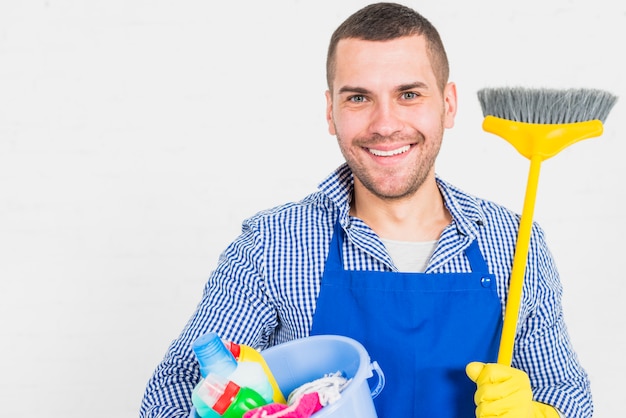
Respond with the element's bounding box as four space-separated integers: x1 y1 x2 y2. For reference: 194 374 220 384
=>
139 220 278 418
513 225 593 418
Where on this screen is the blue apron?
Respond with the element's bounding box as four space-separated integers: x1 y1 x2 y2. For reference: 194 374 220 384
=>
310 222 502 417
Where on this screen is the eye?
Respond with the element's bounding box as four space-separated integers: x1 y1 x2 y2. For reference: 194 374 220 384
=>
402 91 419 100
348 95 367 103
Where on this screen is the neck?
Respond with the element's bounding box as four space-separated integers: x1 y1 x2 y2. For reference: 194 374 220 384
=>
350 176 452 242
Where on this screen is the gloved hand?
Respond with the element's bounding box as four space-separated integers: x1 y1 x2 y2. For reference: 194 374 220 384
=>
465 362 559 418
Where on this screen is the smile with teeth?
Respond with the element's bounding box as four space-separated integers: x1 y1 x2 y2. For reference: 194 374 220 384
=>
368 144 411 157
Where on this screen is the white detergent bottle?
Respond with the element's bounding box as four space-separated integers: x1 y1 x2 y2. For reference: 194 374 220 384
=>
192 331 273 403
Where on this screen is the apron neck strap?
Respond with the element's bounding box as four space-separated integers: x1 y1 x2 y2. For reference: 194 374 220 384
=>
329 221 489 274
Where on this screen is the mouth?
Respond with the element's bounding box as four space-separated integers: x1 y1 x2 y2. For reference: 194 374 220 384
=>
367 144 411 157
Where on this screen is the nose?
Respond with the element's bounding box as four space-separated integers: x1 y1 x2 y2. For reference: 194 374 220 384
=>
368 100 404 137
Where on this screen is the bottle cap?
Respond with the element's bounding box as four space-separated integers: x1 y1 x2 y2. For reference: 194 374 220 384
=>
224 340 241 360
212 380 241 415
192 374 230 418
192 332 238 378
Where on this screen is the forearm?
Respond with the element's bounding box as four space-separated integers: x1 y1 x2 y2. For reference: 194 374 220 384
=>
140 227 274 416
140 336 199 417
515 316 592 417
514 267 592 414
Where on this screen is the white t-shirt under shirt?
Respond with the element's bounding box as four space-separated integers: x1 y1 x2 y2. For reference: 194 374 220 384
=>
380 238 438 273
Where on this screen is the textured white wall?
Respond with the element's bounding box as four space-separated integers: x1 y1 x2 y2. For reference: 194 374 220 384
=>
0 1 623 416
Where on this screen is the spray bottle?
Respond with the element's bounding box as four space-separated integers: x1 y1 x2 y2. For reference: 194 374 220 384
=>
192 372 267 418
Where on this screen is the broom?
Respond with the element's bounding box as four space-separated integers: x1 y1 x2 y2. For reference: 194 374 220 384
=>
477 87 617 366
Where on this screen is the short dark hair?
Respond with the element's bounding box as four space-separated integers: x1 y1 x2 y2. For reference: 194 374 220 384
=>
326 2 449 92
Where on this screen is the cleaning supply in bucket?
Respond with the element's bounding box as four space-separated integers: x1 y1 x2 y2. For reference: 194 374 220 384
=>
242 392 323 418
259 335 384 418
192 332 274 403
190 335 384 418
242 372 351 418
286 372 350 407
192 372 268 418
224 340 287 404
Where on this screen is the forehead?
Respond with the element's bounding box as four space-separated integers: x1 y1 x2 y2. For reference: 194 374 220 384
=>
332 35 436 89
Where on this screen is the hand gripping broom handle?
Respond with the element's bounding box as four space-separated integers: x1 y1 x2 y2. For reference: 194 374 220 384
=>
482 115 604 366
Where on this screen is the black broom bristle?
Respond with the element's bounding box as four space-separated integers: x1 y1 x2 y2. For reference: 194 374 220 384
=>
477 87 618 124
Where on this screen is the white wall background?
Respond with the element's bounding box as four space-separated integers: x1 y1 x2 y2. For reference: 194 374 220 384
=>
0 0 623 416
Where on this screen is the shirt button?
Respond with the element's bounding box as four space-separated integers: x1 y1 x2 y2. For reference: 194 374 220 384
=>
480 276 492 288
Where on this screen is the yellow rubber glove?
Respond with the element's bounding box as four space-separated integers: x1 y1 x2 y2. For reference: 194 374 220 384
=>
466 362 559 418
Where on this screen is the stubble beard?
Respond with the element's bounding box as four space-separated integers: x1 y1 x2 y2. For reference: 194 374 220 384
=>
337 131 442 201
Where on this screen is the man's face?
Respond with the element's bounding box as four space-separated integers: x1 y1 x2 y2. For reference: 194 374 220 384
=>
326 35 457 200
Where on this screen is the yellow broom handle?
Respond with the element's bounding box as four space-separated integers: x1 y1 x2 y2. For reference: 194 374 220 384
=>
497 155 543 366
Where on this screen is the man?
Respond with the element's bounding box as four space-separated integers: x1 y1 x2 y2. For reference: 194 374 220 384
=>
140 3 592 417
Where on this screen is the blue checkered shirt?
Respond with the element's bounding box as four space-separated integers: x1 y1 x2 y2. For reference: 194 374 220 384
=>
140 163 592 418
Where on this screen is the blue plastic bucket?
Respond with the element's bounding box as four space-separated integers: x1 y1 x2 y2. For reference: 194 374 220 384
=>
189 334 384 418
260 334 384 417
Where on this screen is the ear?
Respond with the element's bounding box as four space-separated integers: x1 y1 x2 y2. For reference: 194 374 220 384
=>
325 90 336 135
443 82 458 129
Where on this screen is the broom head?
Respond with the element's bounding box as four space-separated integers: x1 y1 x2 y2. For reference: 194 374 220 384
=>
477 87 618 160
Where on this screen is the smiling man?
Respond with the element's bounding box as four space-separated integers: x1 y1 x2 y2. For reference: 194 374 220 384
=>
327 34 455 241
141 3 592 417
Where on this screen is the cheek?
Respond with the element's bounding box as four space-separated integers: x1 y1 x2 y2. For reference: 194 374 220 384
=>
417 107 447 135
332 109 369 140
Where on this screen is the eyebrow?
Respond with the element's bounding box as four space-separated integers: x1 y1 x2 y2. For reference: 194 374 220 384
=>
337 81 428 95
397 81 428 91
337 85 370 95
